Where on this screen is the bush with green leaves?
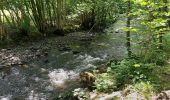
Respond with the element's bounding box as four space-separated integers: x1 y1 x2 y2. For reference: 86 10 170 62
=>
107 59 159 89
94 73 116 92
144 50 167 65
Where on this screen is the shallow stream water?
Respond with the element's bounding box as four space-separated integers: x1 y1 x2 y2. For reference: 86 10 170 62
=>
0 17 127 100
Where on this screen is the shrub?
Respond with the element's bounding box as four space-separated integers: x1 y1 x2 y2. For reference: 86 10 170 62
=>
94 73 116 92
142 47 168 65
107 59 159 89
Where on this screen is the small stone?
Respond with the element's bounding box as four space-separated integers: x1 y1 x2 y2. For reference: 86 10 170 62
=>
41 68 47 73
1 49 7 52
22 64 29 68
34 77 40 82
90 92 98 99
115 29 119 33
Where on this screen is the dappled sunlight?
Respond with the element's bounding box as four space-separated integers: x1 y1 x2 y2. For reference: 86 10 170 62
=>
1 0 169 99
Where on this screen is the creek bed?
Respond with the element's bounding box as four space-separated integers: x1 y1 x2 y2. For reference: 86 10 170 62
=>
0 18 127 100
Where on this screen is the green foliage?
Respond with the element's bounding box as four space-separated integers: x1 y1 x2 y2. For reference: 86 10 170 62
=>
73 88 90 100
130 0 170 51
75 3 92 14
94 0 121 28
137 32 170 65
94 73 116 92
133 81 154 99
141 47 168 65
107 59 159 88
93 58 162 93
71 0 120 30
20 14 31 32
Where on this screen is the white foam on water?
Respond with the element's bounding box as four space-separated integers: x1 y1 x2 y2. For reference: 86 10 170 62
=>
77 54 103 64
48 69 78 88
75 64 97 72
0 95 12 100
26 90 46 100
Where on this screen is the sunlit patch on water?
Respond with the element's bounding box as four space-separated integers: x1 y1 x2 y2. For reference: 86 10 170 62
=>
0 95 12 100
26 90 46 100
48 69 78 89
83 54 102 64
48 64 98 93
76 54 103 64
47 54 102 90
75 64 96 72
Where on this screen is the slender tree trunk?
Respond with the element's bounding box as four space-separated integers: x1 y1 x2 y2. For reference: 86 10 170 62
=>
158 32 163 50
126 0 132 57
29 0 46 34
0 10 2 40
158 0 168 50
163 0 170 27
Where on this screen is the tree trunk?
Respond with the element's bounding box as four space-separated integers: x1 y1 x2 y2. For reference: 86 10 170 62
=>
126 0 132 57
159 32 163 50
163 0 170 27
158 0 169 50
0 10 2 40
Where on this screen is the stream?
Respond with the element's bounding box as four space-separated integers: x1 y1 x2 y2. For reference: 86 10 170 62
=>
0 17 127 100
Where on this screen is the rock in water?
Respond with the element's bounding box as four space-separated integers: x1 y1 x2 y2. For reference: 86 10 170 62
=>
79 71 95 89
